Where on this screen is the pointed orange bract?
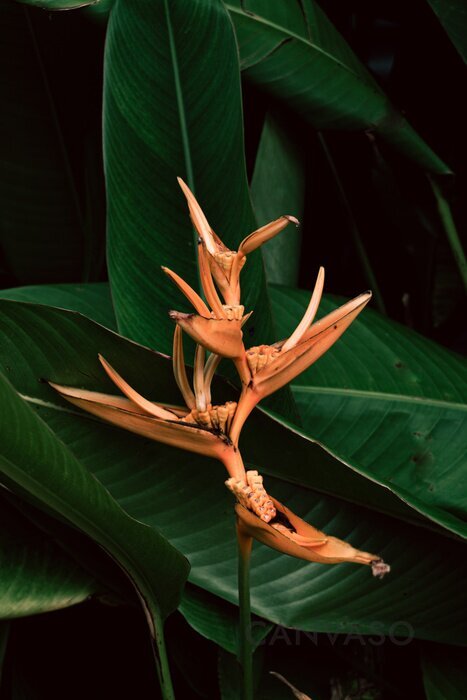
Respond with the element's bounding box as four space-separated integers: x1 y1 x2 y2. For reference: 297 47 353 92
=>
177 177 298 306
235 498 390 576
229 289 372 446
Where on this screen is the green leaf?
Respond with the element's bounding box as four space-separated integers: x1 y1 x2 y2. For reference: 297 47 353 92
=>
14 0 97 8
0 300 466 642
269 285 467 538
226 0 449 173
0 493 97 619
0 2 83 283
0 299 435 529
421 643 467 699
427 0 467 63
251 112 305 286
104 0 275 354
0 283 116 329
180 584 272 655
0 370 189 628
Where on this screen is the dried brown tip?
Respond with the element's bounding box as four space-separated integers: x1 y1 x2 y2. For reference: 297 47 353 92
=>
371 559 391 579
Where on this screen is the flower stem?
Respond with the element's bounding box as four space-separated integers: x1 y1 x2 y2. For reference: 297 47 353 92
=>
237 524 253 700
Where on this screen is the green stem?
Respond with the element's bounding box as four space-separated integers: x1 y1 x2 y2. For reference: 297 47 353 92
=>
151 612 176 700
237 525 253 700
428 175 467 293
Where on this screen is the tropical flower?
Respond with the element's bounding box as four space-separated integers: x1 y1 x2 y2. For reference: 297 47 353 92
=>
49 330 246 480
177 177 298 307
230 475 390 577
49 175 389 580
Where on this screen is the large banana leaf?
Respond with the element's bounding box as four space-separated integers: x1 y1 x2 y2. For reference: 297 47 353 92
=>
0 370 189 632
0 493 96 618
0 1 83 283
269 285 467 538
227 0 449 173
250 112 305 286
0 300 466 642
0 298 442 529
104 0 275 354
0 283 116 329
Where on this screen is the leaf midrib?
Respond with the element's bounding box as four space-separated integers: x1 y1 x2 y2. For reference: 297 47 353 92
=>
163 0 194 191
292 384 467 412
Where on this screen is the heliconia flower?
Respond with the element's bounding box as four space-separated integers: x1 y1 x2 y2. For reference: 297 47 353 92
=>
229 269 372 445
48 332 247 480
177 177 298 307
233 485 390 577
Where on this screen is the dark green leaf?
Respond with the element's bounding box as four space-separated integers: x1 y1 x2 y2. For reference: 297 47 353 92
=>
251 112 305 286
0 2 83 283
104 0 275 354
15 0 96 8
269 285 467 538
0 299 433 529
0 300 466 642
0 493 97 619
0 283 116 329
227 0 449 173
180 584 272 654
0 370 190 626
421 642 467 699
427 0 467 63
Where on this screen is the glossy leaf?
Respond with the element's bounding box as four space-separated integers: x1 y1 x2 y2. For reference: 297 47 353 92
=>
104 0 274 354
0 494 97 619
226 0 449 173
427 0 467 63
180 584 272 654
0 370 190 627
0 301 466 642
15 0 96 8
27 407 467 644
251 112 305 286
421 643 467 699
269 285 467 538
0 299 440 529
0 283 116 329
0 2 83 283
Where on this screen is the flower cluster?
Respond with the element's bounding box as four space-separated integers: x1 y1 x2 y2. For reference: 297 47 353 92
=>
51 179 389 578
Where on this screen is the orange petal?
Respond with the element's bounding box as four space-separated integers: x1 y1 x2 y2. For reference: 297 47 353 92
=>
254 292 371 398
203 352 221 406
169 312 244 358
302 291 372 343
236 499 388 573
239 215 299 255
177 177 226 254
98 355 178 420
172 325 196 410
162 266 210 317
198 242 226 318
282 267 325 352
49 381 229 461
